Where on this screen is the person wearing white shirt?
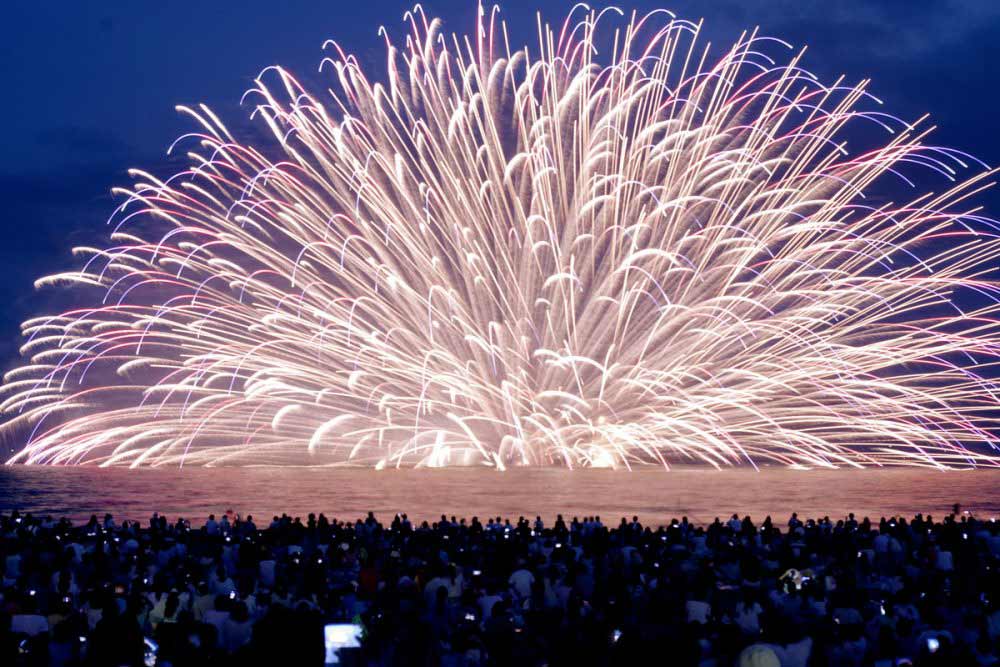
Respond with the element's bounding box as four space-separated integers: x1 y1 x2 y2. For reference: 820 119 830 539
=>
935 549 954 572
423 575 451 609
203 596 231 643
258 559 277 588
193 587 215 622
734 590 764 636
478 591 503 621
11 613 48 636
738 644 780 667
447 569 464 599
221 602 253 652
508 567 535 599
783 636 813 667
686 599 711 624
5 553 20 579
211 566 236 596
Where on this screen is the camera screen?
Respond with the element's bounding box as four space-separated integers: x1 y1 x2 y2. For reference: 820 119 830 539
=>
324 623 362 665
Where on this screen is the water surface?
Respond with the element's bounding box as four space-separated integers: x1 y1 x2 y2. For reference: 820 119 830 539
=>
0 466 997 525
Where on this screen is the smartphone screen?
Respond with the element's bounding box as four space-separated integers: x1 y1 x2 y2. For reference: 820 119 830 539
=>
324 623 362 665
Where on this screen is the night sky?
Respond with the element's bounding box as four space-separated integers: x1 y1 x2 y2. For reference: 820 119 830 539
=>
2 0 999 368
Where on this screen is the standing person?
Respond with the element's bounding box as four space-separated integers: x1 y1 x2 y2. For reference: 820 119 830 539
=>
87 599 144 666
222 601 253 652
508 561 535 600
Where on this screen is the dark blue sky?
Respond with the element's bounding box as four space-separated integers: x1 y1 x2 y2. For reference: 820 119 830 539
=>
1 1 999 365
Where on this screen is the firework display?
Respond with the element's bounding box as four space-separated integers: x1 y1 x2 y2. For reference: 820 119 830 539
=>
5 7 1000 469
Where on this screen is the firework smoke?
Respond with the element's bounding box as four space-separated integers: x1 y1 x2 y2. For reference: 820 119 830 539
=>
5 6 1000 469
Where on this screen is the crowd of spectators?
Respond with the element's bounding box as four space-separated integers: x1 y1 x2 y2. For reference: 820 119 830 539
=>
1 504 1000 666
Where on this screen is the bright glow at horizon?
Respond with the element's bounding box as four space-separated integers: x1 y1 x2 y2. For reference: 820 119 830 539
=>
5 5 1000 470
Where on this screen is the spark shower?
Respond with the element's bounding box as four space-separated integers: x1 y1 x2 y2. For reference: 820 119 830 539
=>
5 6 1000 470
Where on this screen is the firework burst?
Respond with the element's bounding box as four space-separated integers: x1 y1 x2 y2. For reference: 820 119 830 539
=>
5 5 1000 469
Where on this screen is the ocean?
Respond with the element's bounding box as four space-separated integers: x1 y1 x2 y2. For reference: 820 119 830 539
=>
1 466 998 526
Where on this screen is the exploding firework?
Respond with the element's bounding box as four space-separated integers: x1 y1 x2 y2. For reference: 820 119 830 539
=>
4 6 1000 469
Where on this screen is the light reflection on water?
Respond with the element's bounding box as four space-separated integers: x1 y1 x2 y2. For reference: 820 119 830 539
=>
0 466 998 525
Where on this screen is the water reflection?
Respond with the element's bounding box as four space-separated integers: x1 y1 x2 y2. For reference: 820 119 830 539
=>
0 466 997 524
